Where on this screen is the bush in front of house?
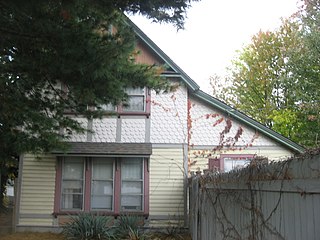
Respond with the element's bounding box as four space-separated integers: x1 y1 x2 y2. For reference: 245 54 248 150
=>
62 213 115 240
114 214 146 239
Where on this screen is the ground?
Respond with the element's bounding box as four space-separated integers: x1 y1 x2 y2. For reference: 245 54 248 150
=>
1 232 192 240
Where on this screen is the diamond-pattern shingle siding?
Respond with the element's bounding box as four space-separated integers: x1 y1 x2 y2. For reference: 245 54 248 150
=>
150 85 188 144
68 118 88 142
92 118 117 142
189 98 276 146
121 118 145 143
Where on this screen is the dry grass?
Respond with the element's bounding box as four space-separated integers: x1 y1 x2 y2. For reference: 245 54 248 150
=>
1 232 192 240
1 232 65 240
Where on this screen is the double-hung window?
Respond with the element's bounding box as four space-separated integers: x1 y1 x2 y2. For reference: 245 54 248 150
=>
91 158 114 210
121 158 143 211
61 158 84 210
55 156 149 215
99 87 150 115
123 88 146 112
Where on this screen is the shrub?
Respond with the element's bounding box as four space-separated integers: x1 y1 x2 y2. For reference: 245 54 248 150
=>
115 214 144 239
62 213 115 240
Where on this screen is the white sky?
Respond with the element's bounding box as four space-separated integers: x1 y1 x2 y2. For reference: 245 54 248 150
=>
129 0 300 93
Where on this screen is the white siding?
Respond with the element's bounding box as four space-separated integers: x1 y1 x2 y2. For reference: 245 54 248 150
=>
92 118 117 142
19 154 56 226
150 85 188 144
149 147 185 217
189 97 278 147
121 118 146 142
68 117 88 142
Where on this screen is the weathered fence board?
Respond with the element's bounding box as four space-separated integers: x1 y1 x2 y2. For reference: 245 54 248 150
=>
189 155 320 240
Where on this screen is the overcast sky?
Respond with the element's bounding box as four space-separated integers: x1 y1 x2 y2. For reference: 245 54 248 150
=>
129 0 300 93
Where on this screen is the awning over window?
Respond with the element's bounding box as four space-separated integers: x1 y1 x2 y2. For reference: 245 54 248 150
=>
52 142 152 156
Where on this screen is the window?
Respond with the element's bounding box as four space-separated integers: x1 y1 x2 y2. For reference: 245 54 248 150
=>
121 158 143 211
99 87 150 115
91 158 114 210
123 88 146 112
61 158 84 210
54 156 149 215
208 154 255 173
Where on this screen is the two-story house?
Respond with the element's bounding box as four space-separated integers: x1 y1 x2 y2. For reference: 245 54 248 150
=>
14 19 304 232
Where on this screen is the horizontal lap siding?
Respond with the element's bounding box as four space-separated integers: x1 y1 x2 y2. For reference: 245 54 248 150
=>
189 147 293 173
19 154 56 226
150 148 185 217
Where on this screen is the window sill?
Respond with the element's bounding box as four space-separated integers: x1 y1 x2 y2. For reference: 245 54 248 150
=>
52 211 149 218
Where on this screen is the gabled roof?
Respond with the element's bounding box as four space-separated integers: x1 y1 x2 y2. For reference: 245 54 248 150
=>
128 18 305 154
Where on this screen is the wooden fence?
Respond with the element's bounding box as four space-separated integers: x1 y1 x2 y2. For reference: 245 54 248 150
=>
188 153 320 240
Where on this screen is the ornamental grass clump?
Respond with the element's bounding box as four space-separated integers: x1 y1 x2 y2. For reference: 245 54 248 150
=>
62 213 115 240
115 214 145 239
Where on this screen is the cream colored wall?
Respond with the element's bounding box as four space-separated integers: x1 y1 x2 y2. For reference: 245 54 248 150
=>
149 147 185 219
18 154 56 226
189 147 293 173
18 149 186 227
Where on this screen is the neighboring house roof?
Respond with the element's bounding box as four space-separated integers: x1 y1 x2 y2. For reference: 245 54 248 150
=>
128 18 305 154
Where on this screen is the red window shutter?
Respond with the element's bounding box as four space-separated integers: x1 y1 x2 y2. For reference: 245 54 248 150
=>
208 158 221 171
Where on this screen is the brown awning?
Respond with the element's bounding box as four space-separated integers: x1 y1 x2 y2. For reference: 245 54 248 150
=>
52 142 152 156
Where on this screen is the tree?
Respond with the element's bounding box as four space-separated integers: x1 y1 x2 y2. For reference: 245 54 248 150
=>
220 2 320 148
0 0 199 209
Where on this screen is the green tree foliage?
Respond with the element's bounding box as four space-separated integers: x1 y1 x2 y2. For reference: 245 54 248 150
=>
221 1 320 148
0 0 199 208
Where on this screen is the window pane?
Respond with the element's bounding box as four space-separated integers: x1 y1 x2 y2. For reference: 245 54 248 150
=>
61 158 84 210
126 87 144 95
121 158 142 179
91 196 112 210
123 96 144 112
92 181 113 195
62 180 83 193
91 158 114 210
62 158 84 179
92 158 113 180
224 158 250 172
121 196 142 211
100 103 116 111
122 182 142 194
62 193 83 209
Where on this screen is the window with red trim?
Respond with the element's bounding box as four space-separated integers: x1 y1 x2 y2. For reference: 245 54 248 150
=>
54 156 149 215
100 87 150 115
208 154 255 173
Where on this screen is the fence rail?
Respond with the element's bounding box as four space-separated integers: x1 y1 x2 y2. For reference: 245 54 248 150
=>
188 154 320 240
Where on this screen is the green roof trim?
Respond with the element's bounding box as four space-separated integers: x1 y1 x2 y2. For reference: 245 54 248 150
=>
127 17 305 154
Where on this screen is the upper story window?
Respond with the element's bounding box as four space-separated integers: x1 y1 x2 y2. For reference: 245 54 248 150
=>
123 88 146 112
100 87 150 115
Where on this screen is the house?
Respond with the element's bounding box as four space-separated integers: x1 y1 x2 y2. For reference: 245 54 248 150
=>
14 19 304 232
